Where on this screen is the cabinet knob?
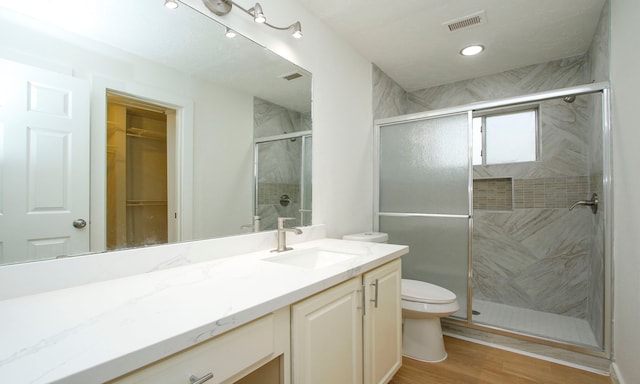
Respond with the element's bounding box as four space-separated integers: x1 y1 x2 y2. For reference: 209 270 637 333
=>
190 373 214 384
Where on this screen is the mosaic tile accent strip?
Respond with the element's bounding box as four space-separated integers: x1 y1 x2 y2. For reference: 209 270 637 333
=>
473 178 513 211
513 176 589 209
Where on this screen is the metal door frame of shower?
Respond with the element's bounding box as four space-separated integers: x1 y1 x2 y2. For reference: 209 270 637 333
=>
373 82 612 359
254 130 313 226
299 134 313 225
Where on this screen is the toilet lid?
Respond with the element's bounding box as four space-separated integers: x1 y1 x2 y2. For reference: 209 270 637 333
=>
401 279 457 304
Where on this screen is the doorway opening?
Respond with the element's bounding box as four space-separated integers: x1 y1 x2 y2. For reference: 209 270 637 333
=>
106 93 177 250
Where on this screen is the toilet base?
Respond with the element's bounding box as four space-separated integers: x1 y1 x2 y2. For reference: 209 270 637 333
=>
402 317 448 363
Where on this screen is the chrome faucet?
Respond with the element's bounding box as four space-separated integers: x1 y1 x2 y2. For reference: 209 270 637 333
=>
272 217 302 252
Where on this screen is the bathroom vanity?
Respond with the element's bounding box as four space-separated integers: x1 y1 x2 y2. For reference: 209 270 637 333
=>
291 258 402 384
0 234 407 384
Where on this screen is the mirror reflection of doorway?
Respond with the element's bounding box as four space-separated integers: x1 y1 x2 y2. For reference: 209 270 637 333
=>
106 93 176 250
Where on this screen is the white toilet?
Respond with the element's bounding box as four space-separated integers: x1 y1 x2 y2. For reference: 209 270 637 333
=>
401 279 458 362
342 232 459 363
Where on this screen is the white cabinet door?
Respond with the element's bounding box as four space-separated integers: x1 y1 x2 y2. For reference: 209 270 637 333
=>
0 59 90 264
291 277 363 384
363 259 402 384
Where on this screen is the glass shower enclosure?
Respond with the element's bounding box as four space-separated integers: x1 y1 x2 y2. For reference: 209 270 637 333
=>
374 83 611 357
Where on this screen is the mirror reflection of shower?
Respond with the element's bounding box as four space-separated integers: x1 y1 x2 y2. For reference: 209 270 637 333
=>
253 98 312 231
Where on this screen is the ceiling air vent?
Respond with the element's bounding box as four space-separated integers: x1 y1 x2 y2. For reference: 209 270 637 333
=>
444 10 486 32
280 72 304 81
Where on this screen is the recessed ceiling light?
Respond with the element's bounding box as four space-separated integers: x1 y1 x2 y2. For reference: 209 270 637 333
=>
164 0 179 9
460 45 484 56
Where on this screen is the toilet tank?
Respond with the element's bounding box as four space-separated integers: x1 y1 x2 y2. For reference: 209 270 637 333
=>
342 232 388 243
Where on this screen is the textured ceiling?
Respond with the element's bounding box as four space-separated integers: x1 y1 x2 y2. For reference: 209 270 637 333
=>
297 0 606 91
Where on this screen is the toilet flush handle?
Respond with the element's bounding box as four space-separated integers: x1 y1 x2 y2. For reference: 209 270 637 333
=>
370 279 379 308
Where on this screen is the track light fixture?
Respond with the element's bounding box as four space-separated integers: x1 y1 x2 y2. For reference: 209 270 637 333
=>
250 3 266 23
291 21 302 39
224 27 237 38
201 0 302 38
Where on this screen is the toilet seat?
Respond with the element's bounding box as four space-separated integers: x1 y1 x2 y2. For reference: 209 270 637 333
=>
401 279 457 304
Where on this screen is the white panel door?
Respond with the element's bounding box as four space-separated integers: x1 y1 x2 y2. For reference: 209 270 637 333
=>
0 59 90 264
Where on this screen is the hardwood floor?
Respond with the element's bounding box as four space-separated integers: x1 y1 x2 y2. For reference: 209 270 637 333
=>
389 336 611 384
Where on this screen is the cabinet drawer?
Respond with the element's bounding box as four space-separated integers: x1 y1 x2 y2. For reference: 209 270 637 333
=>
112 314 276 384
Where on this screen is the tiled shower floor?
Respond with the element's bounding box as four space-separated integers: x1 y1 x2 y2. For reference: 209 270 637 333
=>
472 299 600 349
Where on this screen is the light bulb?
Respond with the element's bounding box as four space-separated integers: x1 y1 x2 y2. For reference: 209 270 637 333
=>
225 27 237 38
164 0 179 9
291 21 302 39
253 3 266 23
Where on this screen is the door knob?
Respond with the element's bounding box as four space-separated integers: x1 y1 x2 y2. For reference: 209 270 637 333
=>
73 219 87 229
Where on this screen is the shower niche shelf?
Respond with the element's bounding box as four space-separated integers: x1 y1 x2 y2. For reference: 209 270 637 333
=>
473 177 513 211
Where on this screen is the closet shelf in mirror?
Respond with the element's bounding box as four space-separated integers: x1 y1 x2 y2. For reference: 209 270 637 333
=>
126 127 167 141
126 200 168 207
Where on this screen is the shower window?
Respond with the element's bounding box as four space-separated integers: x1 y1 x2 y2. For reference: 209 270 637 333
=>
473 106 539 165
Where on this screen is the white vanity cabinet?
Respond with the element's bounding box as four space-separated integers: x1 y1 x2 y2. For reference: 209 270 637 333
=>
291 276 364 383
110 308 290 384
363 259 402 384
291 259 402 384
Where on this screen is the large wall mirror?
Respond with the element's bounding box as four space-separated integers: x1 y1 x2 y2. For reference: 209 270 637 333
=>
0 0 312 265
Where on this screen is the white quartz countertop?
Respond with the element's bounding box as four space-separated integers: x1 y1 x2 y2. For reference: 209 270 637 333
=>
0 238 408 383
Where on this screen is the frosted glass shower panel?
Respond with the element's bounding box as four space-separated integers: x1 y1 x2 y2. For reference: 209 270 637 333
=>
379 113 469 214
380 215 469 319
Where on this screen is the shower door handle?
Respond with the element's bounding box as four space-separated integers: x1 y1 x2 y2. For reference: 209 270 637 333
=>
569 193 598 214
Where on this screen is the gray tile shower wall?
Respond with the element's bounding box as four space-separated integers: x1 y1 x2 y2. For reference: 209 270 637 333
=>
405 55 589 113
373 64 407 120
254 97 311 138
473 208 592 318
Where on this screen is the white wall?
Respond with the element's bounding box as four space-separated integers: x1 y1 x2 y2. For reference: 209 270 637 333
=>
181 0 375 238
610 0 640 382
191 84 254 240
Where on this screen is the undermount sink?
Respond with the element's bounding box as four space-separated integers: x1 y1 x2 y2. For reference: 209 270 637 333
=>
263 248 359 270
